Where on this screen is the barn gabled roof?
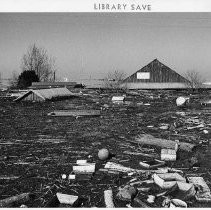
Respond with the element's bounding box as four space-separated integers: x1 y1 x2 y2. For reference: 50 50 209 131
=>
14 87 77 101
123 59 188 83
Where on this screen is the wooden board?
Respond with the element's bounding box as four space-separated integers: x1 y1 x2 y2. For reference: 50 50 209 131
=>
48 110 101 117
134 134 195 152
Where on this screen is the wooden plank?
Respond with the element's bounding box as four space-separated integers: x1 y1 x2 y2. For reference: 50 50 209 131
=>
48 110 101 117
133 134 195 152
0 193 32 207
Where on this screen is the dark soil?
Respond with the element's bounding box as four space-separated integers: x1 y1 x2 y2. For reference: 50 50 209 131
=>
0 89 211 207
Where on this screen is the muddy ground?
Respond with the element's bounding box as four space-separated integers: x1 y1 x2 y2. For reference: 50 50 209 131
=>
0 89 211 207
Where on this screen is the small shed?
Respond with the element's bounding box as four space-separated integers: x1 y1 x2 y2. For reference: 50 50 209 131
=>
121 59 189 89
14 87 77 102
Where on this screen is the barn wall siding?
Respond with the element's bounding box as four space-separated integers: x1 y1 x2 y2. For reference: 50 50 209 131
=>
123 59 188 84
122 82 187 89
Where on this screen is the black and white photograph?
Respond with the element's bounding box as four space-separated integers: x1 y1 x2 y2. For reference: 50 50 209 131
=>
0 0 211 208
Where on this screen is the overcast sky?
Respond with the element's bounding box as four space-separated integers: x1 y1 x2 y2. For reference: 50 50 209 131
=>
0 13 211 82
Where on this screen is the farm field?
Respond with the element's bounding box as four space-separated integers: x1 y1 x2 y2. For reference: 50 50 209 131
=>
0 89 211 207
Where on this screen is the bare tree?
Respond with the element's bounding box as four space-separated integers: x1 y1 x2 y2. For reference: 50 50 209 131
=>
184 70 205 91
104 70 127 90
21 44 56 82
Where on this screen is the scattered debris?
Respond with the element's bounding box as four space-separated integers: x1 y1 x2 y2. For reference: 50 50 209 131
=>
73 163 95 173
112 96 125 102
1 89 211 207
147 195 155 204
104 189 115 208
203 130 209 134
68 174 76 180
104 162 145 174
188 177 211 202
201 99 211 106
152 173 196 200
161 149 177 161
56 193 78 206
20 204 28 208
98 148 110 160
76 159 88 165
133 197 150 208
163 198 188 208
61 174 67 179
139 159 165 169
116 185 137 202
134 134 195 152
176 96 189 107
123 151 158 158
0 193 34 208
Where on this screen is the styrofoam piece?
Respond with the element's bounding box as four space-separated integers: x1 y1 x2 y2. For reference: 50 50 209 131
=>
56 193 78 205
147 195 155 203
176 97 189 106
163 181 177 189
68 174 76 180
161 149 176 161
203 130 209 134
153 174 177 190
112 96 125 101
104 189 115 208
73 163 95 173
158 173 186 182
76 160 87 165
153 174 164 188
139 162 151 169
61 174 67 179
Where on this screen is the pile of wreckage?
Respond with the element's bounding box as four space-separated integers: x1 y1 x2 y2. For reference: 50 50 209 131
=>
0 91 211 208
1 135 210 208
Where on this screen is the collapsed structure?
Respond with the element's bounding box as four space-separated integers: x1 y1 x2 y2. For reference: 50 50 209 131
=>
14 87 76 102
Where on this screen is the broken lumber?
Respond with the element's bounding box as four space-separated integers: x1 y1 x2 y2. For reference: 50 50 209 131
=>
48 110 101 117
104 189 115 208
133 198 150 208
134 134 195 152
188 177 211 202
0 176 20 180
123 151 159 158
0 193 33 207
104 162 168 174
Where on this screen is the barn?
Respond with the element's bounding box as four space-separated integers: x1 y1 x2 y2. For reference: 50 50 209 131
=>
14 87 77 102
121 59 189 89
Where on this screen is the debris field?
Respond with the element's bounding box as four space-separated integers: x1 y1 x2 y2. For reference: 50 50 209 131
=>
0 89 211 207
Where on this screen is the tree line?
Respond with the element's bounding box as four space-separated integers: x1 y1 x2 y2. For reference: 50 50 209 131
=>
8 43 205 91
10 44 56 89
